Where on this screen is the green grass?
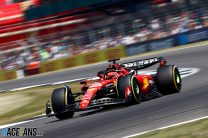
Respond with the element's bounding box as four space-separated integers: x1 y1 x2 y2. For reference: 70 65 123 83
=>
134 118 208 138
0 81 89 125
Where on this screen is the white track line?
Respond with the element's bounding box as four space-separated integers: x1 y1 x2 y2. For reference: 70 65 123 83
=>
0 68 200 92
122 116 208 138
0 117 46 129
0 77 99 92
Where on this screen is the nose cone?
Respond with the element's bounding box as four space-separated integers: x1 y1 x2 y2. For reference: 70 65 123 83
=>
79 99 90 109
79 87 98 109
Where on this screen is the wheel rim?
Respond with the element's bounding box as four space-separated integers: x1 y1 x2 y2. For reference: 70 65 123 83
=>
131 77 140 103
176 73 181 84
173 67 182 91
133 79 140 95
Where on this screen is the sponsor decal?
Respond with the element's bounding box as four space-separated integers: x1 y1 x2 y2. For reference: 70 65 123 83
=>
90 82 102 87
44 62 57 72
87 87 97 92
126 37 175 55
105 46 126 59
106 83 114 87
143 77 149 89
106 48 121 59
178 28 208 45
123 57 159 68
127 43 148 55
84 53 99 64
63 57 78 68
125 86 131 98
150 38 175 50
80 87 98 109
186 30 208 43
107 72 117 76
82 87 98 100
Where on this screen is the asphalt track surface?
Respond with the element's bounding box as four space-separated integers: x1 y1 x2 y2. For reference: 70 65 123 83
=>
2 45 208 138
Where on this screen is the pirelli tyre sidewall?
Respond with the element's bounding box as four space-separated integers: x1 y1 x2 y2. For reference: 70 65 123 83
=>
156 65 182 95
51 86 74 120
116 74 141 105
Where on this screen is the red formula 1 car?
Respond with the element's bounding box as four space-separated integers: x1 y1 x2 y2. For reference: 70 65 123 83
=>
46 57 182 119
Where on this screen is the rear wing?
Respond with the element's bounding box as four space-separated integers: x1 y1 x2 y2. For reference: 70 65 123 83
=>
122 57 166 70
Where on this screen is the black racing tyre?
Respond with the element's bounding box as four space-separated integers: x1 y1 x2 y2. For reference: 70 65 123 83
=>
116 74 141 105
51 86 74 120
156 65 182 95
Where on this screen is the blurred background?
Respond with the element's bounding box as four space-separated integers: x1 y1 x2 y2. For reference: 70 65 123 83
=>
0 0 207 80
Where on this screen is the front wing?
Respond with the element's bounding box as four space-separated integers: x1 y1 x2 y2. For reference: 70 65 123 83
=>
47 98 126 117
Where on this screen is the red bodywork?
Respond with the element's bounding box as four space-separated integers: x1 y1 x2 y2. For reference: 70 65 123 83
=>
79 63 156 109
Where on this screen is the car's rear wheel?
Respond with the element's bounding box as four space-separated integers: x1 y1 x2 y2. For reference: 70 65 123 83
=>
116 74 141 105
156 65 182 95
51 86 74 120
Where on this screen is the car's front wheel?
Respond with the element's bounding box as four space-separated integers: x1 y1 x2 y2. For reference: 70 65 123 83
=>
51 86 74 120
116 74 141 105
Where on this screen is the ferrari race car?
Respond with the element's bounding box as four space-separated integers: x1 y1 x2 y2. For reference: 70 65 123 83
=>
46 57 182 120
